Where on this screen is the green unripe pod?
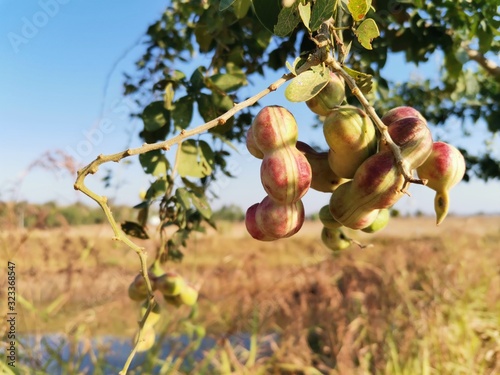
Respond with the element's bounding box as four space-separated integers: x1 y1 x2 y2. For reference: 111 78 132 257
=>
324 106 377 179
361 208 390 233
321 227 351 252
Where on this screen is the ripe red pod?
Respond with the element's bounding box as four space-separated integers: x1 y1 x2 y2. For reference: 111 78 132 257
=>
260 147 311 204
381 106 433 169
251 106 298 153
417 141 466 225
329 151 405 229
245 196 305 241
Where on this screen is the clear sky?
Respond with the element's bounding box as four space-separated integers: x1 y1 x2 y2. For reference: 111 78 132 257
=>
1 0 499 217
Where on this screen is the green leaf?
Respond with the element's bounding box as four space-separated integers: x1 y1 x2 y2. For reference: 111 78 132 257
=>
121 221 149 239
298 2 311 31
190 67 206 91
347 0 371 21
145 178 168 199
208 72 247 92
177 140 215 178
190 192 212 219
164 82 175 110
274 4 300 37
199 140 215 173
139 150 169 176
354 18 380 50
343 66 373 94
175 188 192 210
142 101 169 132
310 0 336 31
251 0 282 34
219 0 236 11
284 66 330 102
173 96 194 130
233 0 251 19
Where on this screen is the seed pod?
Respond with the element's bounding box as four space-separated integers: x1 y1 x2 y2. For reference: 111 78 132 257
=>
245 196 305 241
417 142 466 225
323 106 377 179
296 141 347 192
329 151 405 229
306 72 345 116
381 106 433 169
321 227 351 252
260 147 311 204
251 106 298 153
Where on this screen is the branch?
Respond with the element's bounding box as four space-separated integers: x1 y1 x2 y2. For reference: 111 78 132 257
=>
462 43 500 80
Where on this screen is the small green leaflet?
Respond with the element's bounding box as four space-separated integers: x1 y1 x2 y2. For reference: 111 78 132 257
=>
343 66 373 94
354 18 380 50
310 0 336 31
139 150 169 177
274 3 301 37
298 2 311 31
285 66 330 102
177 140 215 178
347 0 371 21
142 101 169 132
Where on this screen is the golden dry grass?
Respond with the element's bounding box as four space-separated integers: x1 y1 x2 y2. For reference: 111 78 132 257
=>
1 216 499 374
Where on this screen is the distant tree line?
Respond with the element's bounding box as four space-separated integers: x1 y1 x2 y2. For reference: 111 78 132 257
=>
0 201 135 229
0 201 248 229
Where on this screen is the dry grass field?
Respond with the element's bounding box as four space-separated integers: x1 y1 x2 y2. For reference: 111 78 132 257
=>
1 215 500 374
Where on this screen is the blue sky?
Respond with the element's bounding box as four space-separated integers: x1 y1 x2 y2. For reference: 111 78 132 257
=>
1 0 499 217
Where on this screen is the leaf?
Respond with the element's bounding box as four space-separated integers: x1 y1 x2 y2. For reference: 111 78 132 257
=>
177 140 214 178
173 96 194 130
354 18 379 50
347 0 371 21
139 150 169 177
190 192 212 219
274 3 301 37
198 140 215 175
142 101 169 132
190 66 206 91
208 72 247 92
164 82 175 110
251 0 282 34
284 66 330 102
121 221 149 239
343 66 373 94
145 178 168 199
219 0 236 11
310 0 336 31
298 2 311 31
233 0 252 19
176 188 192 210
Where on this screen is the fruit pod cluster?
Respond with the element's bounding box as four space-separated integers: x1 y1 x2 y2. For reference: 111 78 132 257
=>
327 106 440 230
127 270 199 352
245 106 312 240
